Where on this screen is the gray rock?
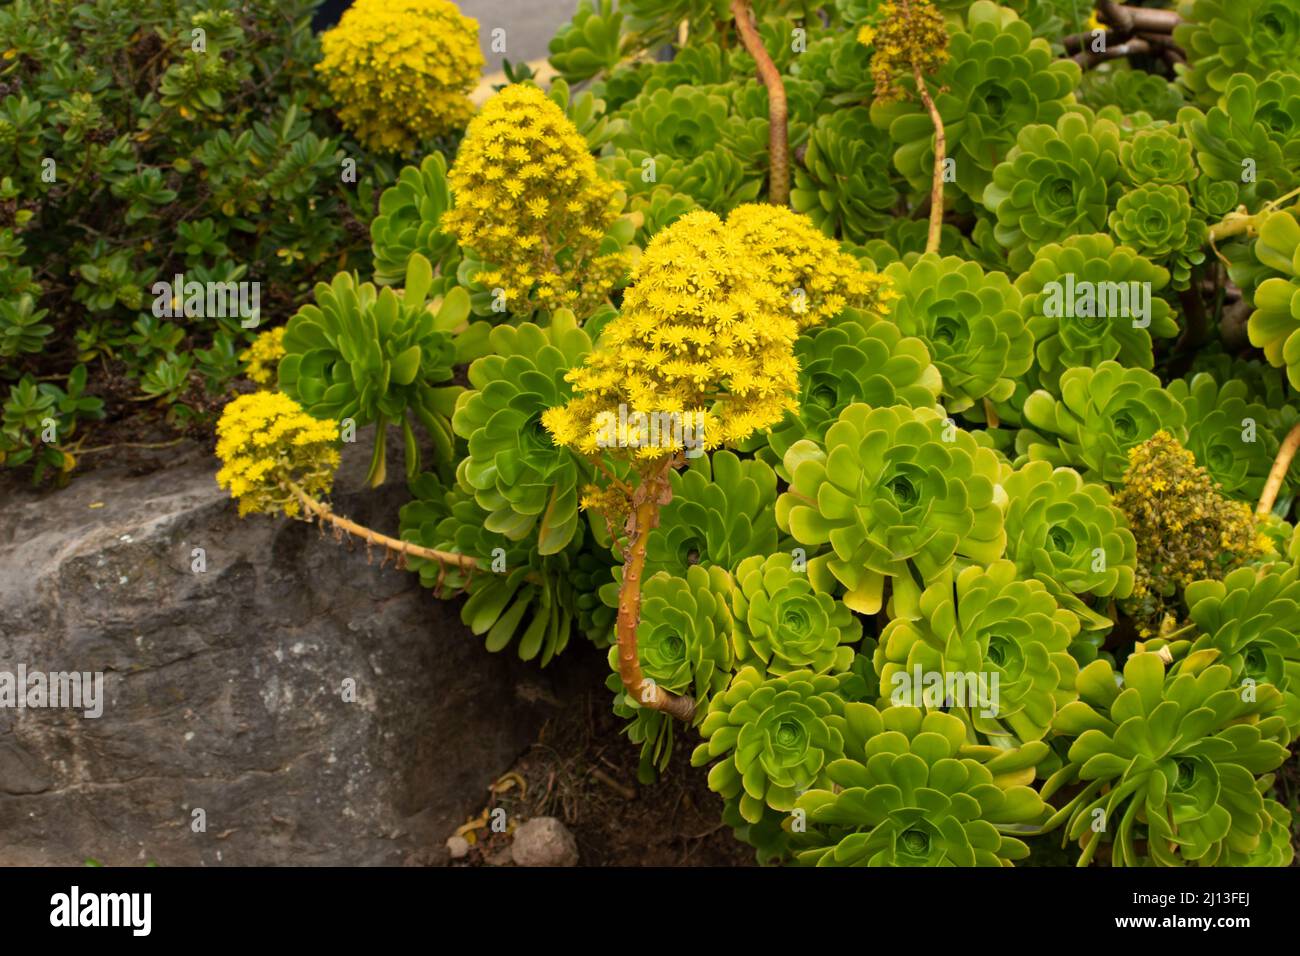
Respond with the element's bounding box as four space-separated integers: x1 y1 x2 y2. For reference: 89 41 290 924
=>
510 816 578 867
0 429 579 865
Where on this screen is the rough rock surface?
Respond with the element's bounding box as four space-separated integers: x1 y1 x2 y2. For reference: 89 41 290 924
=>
0 431 576 865
511 816 579 867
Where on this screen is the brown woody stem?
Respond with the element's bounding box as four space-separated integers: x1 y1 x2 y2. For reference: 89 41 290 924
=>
288 482 482 572
1257 424 1300 517
615 466 696 722
731 0 789 206
1096 1 1180 35
913 64 945 255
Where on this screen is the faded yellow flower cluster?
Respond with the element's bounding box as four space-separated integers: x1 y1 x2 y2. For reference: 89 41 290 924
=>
1115 430 1264 636
317 0 483 154
238 326 286 387
727 203 895 328
544 207 888 460
442 84 628 317
215 392 340 517
859 0 950 103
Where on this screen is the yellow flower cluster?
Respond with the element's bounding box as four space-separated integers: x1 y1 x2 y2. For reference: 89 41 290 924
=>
238 326 286 387
544 207 887 460
726 203 895 329
316 0 483 154
860 0 950 103
442 84 628 316
1114 430 1264 636
215 392 340 517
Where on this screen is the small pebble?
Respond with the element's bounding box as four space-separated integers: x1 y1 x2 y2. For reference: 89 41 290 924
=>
446 835 470 859
510 816 578 867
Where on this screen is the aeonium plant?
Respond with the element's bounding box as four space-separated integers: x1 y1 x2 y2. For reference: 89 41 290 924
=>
543 204 890 723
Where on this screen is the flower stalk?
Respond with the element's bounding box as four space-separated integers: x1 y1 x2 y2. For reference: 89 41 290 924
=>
288 480 482 573
1257 423 1300 517
730 0 789 206
614 461 697 722
914 64 946 254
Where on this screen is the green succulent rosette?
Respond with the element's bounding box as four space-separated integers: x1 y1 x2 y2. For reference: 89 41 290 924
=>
1183 563 1300 735
776 403 1007 616
1190 347 1296 410
1247 210 1300 388
614 86 730 160
597 148 701 242
720 795 796 866
572 544 619 647
881 254 1031 413
731 553 861 677
728 18 830 79
871 1 1080 205
1016 234 1178 398
642 450 781 576
793 707 1050 867
875 560 1080 743
1078 66 1185 124
1020 362 1188 485
738 308 941 474
1107 183 1207 290
278 254 464 485
1166 373 1281 502
636 42 730 94
452 311 593 555
983 111 1125 273
1225 795 1294 865
1174 0 1300 107
606 564 735 780
690 665 863 823
793 30 874 104
547 0 624 84
1120 128 1197 186
369 153 459 288
1043 652 1292 866
399 474 581 665
726 78 821 154
1002 460 1136 639
792 107 900 243
1180 72 1300 207
674 147 764 213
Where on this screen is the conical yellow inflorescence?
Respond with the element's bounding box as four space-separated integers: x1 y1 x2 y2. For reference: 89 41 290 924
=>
316 0 483 154
544 205 890 460
215 392 340 517
443 84 629 317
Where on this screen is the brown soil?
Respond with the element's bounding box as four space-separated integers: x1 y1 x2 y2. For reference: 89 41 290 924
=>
449 685 757 867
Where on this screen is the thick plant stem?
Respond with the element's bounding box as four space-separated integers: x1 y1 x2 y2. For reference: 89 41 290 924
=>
288 482 481 572
1208 187 1300 243
1096 1 1180 35
615 468 697 722
1257 423 1300 517
731 0 789 206
914 63 945 255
